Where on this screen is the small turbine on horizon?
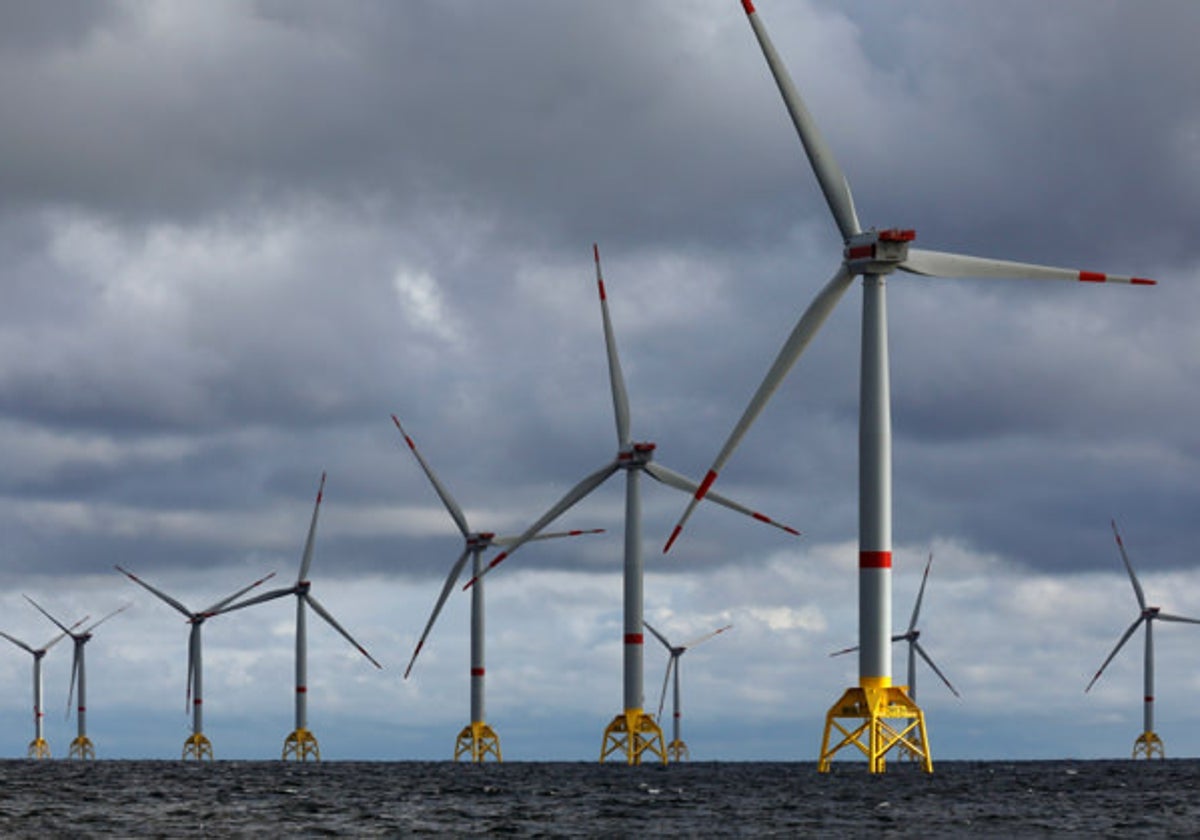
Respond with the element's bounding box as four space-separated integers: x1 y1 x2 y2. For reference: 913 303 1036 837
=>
393 415 602 763
0 616 85 759
644 620 732 762
25 596 130 760
218 472 382 762
465 244 800 765
1085 520 1200 759
115 564 276 760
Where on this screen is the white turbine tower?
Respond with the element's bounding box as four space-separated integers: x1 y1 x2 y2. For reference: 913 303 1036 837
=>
665 0 1155 773
115 564 276 760
0 617 84 759
644 620 731 762
1085 520 1200 759
467 244 800 764
25 597 129 760
392 415 602 763
217 473 382 761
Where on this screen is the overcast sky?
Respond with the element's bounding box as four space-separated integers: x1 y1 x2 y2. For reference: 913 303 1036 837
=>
1 0 1198 764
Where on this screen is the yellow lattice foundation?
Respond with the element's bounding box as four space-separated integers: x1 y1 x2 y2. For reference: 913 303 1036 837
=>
182 733 213 761
68 736 95 760
27 738 50 759
454 721 502 763
1133 731 1164 759
666 739 689 762
600 709 666 765
818 683 932 774
283 728 321 762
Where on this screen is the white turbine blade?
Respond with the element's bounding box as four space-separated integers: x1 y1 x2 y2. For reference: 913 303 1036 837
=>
900 248 1155 286
296 472 326 584
67 643 81 718
829 643 859 658
1110 519 1147 610
0 630 35 655
212 586 294 616
42 620 85 652
664 265 853 553
464 460 621 589
913 640 960 698
908 553 934 633
115 565 194 618
656 657 674 722
304 593 382 669
392 415 471 539
201 571 278 616
1156 613 1200 626
1085 615 1145 692
680 624 732 651
186 624 197 713
24 595 75 637
404 548 473 679
594 244 632 449
647 462 800 540
491 528 605 548
740 1 861 241
83 603 131 634
643 620 672 651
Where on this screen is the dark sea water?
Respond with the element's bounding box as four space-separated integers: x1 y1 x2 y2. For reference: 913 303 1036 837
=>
0 759 1196 837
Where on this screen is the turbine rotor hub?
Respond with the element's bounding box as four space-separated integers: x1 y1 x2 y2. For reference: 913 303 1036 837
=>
844 228 915 276
617 442 656 468
467 533 495 550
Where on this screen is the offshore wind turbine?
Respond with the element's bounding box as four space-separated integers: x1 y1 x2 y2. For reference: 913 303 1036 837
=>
115 564 276 759
0 617 84 758
217 473 381 762
25 596 129 759
392 415 602 762
644 620 731 762
665 0 1155 773
466 244 800 765
1085 520 1200 759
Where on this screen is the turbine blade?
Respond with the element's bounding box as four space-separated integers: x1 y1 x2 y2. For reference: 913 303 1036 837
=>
392 415 471 539
664 265 852 553
594 244 632 449
1085 615 1145 692
114 565 194 618
464 461 620 589
83 603 131 634
491 528 605 548
186 625 196 713
67 643 81 718
680 624 733 651
296 472 327 584
211 586 294 616
829 643 859 658
404 548 473 679
646 462 800 539
740 1 861 240
24 595 74 637
1155 613 1200 626
899 248 1155 286
913 641 960 698
0 630 35 655
657 657 674 722
642 620 672 651
1110 519 1147 610
202 571 278 616
304 593 382 669
908 553 934 633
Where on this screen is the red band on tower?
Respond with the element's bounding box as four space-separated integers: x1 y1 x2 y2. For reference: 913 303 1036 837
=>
859 550 892 569
625 633 644 645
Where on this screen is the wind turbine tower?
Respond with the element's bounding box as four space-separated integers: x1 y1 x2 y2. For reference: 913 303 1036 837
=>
644 620 731 761
26 597 129 759
1086 520 1200 759
666 0 1155 773
392 416 602 762
467 244 799 765
116 565 276 759
0 618 82 758
218 473 382 761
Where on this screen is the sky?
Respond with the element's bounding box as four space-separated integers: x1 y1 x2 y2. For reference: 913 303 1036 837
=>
0 0 1198 764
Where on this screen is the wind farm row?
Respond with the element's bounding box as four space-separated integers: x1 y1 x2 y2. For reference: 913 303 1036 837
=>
3 0 1183 771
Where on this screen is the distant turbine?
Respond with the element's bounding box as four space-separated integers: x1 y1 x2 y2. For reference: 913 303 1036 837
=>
25 596 130 760
218 473 382 762
644 620 732 762
665 0 1154 773
115 564 276 760
0 616 85 759
466 244 800 765
393 415 602 763
1085 520 1200 759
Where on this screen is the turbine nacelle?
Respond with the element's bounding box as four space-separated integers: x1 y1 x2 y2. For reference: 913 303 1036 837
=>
844 229 916 276
467 532 496 551
1144 606 1161 618
618 442 657 468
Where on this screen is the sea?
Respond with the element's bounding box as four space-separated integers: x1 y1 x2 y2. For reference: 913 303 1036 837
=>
0 759 1196 837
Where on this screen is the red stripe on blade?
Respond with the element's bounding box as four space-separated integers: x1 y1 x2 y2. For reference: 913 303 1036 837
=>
1131 277 1156 285
741 0 756 13
694 470 718 501
1078 271 1107 283
859 551 892 569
